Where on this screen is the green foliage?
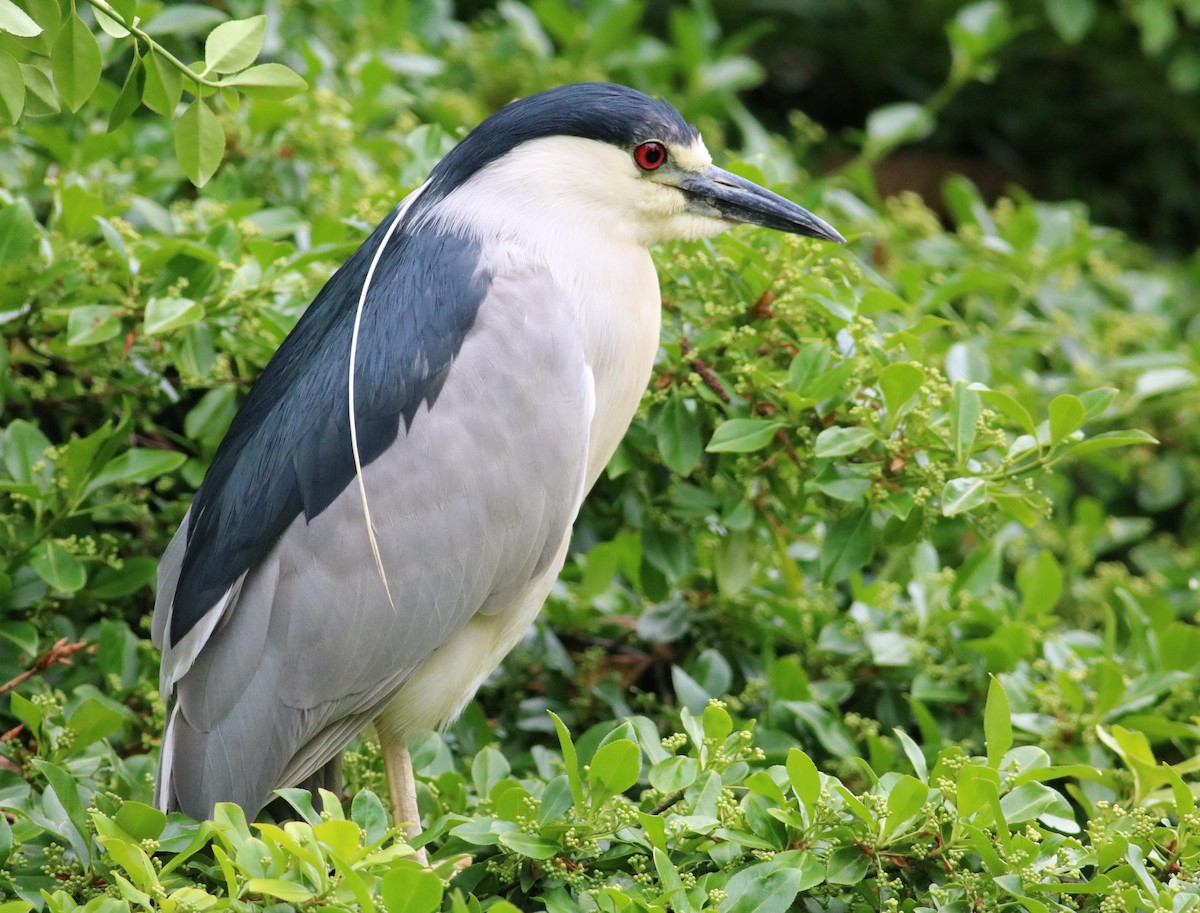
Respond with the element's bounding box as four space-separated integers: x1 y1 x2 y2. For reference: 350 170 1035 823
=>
0 1 306 185
1 1 1198 911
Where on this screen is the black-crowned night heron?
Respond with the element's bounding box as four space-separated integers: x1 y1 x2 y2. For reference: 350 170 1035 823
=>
152 82 842 834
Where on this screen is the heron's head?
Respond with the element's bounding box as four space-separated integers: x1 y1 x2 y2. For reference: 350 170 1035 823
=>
416 83 844 248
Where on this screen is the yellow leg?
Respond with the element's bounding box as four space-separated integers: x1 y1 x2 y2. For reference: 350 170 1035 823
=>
378 727 427 864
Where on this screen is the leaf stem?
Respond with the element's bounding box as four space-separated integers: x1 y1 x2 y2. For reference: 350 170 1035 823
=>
82 0 224 90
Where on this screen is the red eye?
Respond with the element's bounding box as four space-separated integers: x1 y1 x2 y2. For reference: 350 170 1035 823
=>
633 141 668 171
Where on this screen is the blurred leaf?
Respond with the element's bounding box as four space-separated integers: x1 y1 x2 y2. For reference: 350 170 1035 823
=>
985 676 1012 768
1017 551 1062 617
821 508 874 583
707 419 781 453
879 362 924 419
0 50 23 123
942 477 987 516
67 305 122 346
1047 393 1085 444
381 862 444 913
657 393 702 474
0 201 36 267
144 296 203 335
951 381 983 463
86 448 186 494
814 425 874 458
1045 0 1096 42
29 541 86 592
866 102 934 148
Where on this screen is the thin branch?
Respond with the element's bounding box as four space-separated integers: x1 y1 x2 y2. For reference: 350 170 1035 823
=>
0 638 90 698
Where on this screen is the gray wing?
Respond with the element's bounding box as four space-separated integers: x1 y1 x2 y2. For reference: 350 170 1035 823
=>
155 261 593 819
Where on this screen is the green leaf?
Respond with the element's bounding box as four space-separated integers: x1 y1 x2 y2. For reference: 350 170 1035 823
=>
4 419 52 489
11 692 43 739
68 305 123 346
471 746 510 797
720 854 821 913
702 702 733 741
548 711 584 809
820 507 874 584
786 748 820 811
941 477 987 516
142 51 182 116
866 101 933 147
588 738 640 802
33 759 91 865
0 50 23 123
825 844 870 884
1063 429 1158 457
0 0 42 37
245 879 315 903
204 15 266 74
175 100 225 187
999 781 1076 830
144 296 204 334
1046 0 1096 42
381 862 445 913
787 344 831 394
52 12 102 112
350 789 389 844
497 830 561 859
29 540 86 592
222 62 307 99
814 425 874 458
706 419 781 453
19 63 58 115
93 6 130 38
0 201 36 267
1016 551 1062 617
984 676 1012 768
657 393 702 475
114 802 167 841
879 362 924 418
882 775 930 838
108 54 145 132
86 448 186 494
0 621 38 655
976 386 1036 437
648 755 699 793
66 697 125 748
1047 393 1085 444
950 380 982 464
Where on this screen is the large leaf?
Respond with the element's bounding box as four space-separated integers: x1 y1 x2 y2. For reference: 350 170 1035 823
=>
223 62 307 99
0 50 23 123
51 12 102 112
204 16 266 74
174 100 225 186
0 0 41 37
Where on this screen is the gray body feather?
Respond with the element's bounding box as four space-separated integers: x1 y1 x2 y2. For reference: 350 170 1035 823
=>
153 260 595 819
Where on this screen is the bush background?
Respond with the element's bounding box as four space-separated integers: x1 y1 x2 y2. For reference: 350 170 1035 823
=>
0 1 1198 911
